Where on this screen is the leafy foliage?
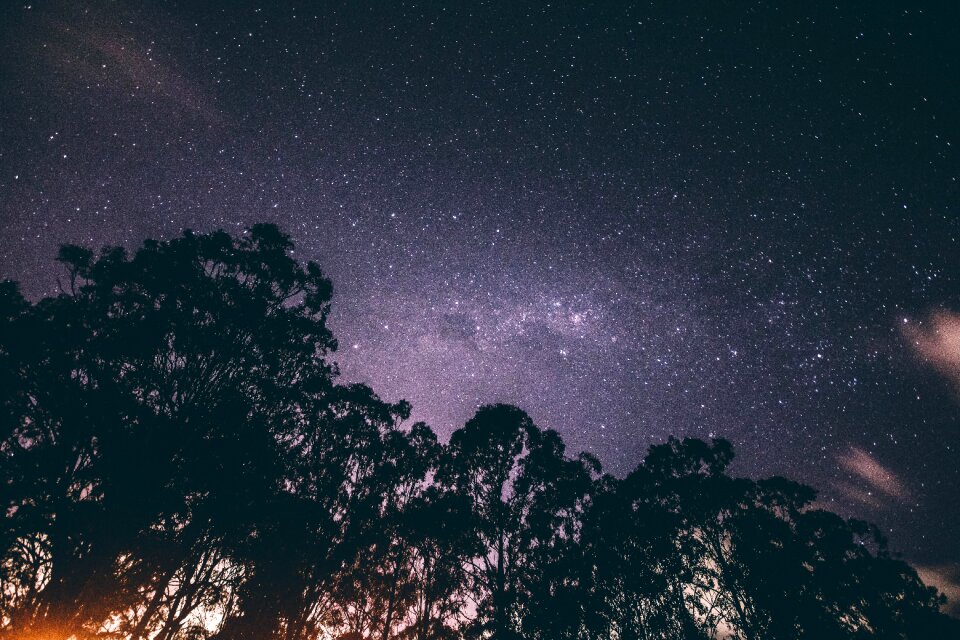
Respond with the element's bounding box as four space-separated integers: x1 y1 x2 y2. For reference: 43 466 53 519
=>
0 227 955 639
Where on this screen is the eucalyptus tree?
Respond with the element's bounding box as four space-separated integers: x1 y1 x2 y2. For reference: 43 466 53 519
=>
437 404 598 640
398 487 476 640
0 225 338 639
595 437 960 640
2 224 957 640
317 419 440 640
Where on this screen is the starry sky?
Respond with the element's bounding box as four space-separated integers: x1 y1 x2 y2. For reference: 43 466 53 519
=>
1 0 958 589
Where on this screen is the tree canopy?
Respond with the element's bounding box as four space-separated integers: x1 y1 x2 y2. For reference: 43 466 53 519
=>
1 226 956 640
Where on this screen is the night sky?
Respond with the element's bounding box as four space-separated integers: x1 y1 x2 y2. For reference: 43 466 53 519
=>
1 0 958 596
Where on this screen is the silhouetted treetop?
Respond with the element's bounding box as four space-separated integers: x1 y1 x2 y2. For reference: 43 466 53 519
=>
1 226 956 640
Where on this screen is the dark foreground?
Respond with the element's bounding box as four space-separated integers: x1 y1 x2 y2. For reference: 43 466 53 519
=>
2 226 957 639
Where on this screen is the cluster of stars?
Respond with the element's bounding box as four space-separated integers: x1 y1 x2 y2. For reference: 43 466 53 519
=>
0 1 958 577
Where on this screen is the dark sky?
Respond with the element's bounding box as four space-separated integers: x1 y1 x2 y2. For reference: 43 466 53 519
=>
1 0 958 591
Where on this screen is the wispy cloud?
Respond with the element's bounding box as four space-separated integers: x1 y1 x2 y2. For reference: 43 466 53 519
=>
49 21 221 124
835 446 910 507
915 564 960 617
903 311 960 393
15 3 223 126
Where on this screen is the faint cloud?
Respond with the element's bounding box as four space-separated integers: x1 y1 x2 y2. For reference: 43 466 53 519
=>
903 311 960 393
49 21 221 124
16 3 222 125
835 446 910 507
915 564 960 617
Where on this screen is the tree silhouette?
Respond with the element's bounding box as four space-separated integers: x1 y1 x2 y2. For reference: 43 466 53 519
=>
436 404 602 640
1 226 957 640
2 225 339 638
